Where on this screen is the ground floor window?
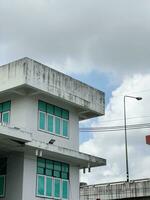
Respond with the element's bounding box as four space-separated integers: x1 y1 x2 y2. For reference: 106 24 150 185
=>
36 157 69 199
0 158 7 197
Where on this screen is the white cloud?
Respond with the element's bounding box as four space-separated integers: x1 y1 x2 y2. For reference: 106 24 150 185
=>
80 74 150 184
1 0 150 76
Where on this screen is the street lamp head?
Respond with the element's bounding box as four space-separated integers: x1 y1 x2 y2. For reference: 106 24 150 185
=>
136 97 142 101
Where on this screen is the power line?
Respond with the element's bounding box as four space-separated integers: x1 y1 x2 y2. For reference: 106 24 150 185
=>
80 122 150 133
90 115 150 124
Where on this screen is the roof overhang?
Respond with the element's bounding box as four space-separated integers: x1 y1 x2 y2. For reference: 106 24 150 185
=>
26 140 106 169
0 57 105 120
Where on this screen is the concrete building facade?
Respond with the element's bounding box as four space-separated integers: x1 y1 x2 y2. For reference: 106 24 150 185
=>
0 57 106 200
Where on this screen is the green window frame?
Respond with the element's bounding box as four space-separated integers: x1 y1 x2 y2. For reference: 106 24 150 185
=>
36 158 69 199
39 111 46 130
46 177 53 198
0 101 11 124
54 178 61 198
38 100 69 138
47 114 54 133
62 120 69 137
62 180 69 199
2 112 10 124
37 175 45 196
55 117 61 135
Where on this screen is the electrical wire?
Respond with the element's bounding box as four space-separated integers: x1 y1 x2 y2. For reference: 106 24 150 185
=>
80 122 150 133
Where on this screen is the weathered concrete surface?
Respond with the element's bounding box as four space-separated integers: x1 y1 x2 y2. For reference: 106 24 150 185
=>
80 179 150 200
0 57 105 120
26 139 106 168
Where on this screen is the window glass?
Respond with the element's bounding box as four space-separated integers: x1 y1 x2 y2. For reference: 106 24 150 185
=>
0 176 4 196
55 106 62 117
39 112 46 130
46 169 53 176
46 160 53 170
38 101 47 112
37 158 45 169
62 120 68 137
2 112 9 124
47 115 53 133
46 177 52 197
62 180 68 199
0 104 2 113
2 101 11 112
62 109 69 120
53 171 61 178
54 162 61 171
62 163 69 173
47 104 54 114
37 176 45 196
61 172 68 180
54 179 60 198
55 117 61 135
37 167 45 175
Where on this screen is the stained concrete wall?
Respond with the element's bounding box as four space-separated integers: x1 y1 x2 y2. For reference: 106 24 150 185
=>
0 57 105 118
80 180 150 200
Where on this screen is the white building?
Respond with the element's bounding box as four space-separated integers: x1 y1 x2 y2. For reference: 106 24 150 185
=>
0 57 106 200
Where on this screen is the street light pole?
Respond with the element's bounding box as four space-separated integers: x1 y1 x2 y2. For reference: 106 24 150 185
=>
123 95 142 182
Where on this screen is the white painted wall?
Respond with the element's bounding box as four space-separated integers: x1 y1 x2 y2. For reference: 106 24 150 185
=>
10 94 79 151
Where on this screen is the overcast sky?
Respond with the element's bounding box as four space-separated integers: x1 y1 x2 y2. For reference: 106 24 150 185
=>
1 0 150 184
1 0 150 76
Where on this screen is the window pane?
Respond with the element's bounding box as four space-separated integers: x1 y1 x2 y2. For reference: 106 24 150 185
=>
37 167 45 175
37 158 45 168
62 163 69 173
0 104 2 112
53 171 61 178
46 160 53 170
61 172 69 180
37 176 45 196
39 112 46 130
38 101 47 112
46 169 53 176
2 101 11 112
47 104 54 114
54 162 61 171
47 115 53 133
55 107 62 117
62 120 68 137
46 177 52 197
62 109 69 120
0 176 4 196
54 179 60 198
55 117 61 135
62 180 68 199
2 112 9 124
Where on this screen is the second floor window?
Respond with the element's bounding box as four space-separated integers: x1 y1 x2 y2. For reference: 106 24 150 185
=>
0 101 11 124
38 100 69 138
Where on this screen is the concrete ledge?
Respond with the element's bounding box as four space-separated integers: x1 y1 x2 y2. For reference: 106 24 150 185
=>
0 124 32 143
26 140 106 169
0 58 105 120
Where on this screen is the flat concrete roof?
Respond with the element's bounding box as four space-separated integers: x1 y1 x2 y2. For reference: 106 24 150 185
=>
0 57 105 120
